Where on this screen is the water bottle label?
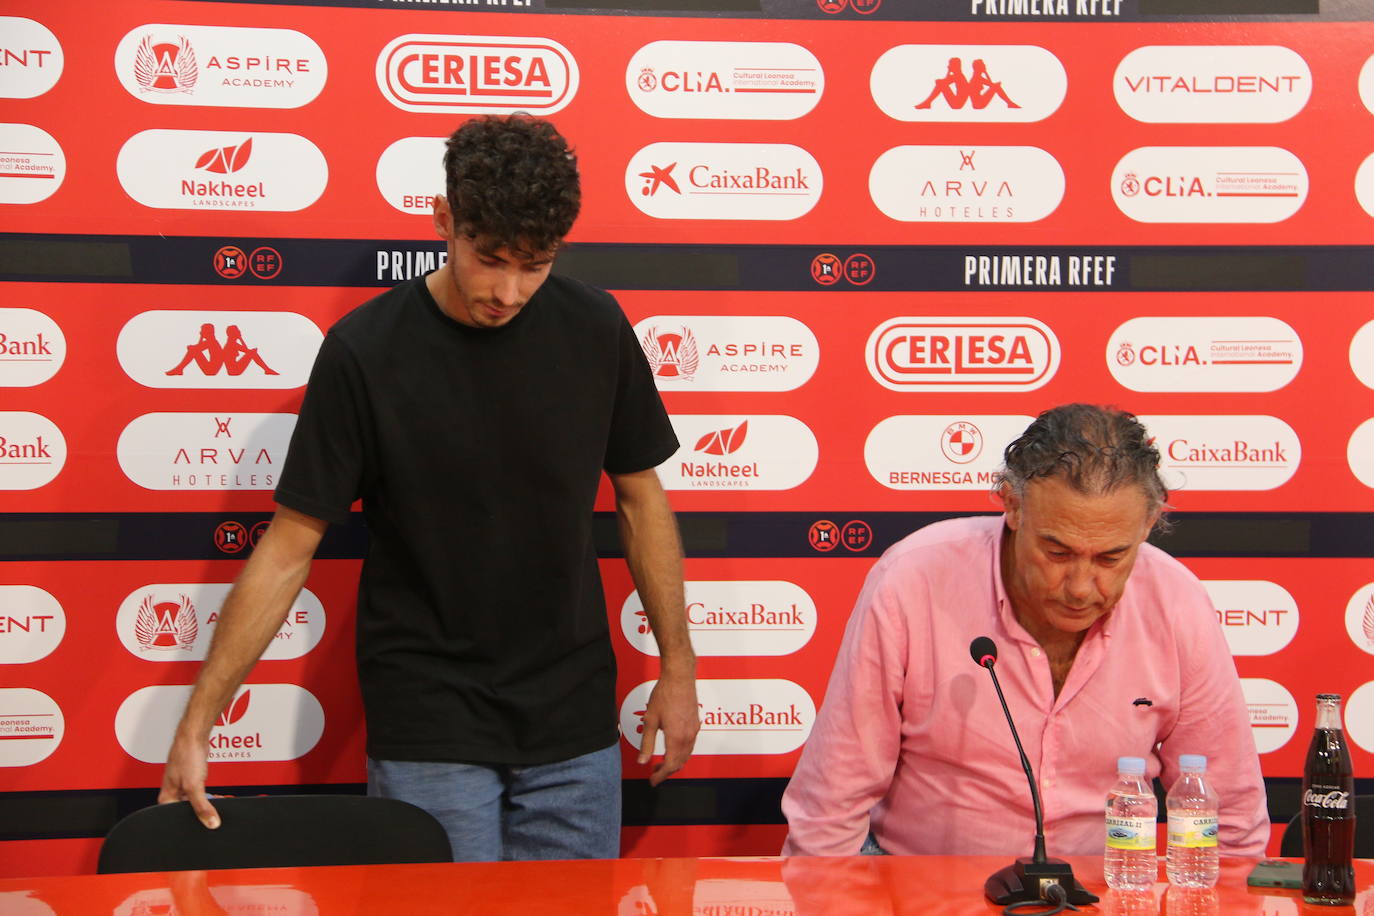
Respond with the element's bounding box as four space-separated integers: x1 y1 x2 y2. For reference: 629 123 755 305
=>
1167 814 1218 848
1106 815 1156 850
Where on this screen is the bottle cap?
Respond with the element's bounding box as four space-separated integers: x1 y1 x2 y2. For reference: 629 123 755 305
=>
1179 754 1206 771
1316 693 1341 701
1117 756 1146 774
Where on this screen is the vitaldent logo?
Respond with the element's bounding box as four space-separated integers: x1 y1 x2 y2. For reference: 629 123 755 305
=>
0 411 65 490
1346 681 1374 756
627 40 822 120
869 145 1063 222
1112 147 1307 223
0 17 63 99
1204 580 1299 657
1108 317 1301 392
1138 415 1300 491
620 679 815 755
116 412 295 491
116 584 325 661
870 45 1065 122
117 311 322 389
1241 677 1297 754
376 33 578 114
1114 46 1310 123
115 684 324 763
660 415 818 491
0 586 64 665
867 317 1059 392
1348 418 1374 490
633 316 818 392
117 130 327 211
115 25 327 108
626 143 822 220
0 688 63 766
865 415 1034 490
621 581 816 657
0 123 65 204
0 308 65 388
376 136 446 214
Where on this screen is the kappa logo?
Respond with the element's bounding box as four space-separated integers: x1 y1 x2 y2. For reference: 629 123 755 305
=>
119 311 320 390
642 326 699 380
638 162 680 197
376 34 578 115
134 34 198 93
134 594 199 652
166 324 277 378
696 420 748 456
625 41 823 121
871 45 1065 123
916 56 1020 110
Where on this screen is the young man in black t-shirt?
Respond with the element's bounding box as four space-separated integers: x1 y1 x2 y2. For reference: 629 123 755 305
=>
159 116 700 861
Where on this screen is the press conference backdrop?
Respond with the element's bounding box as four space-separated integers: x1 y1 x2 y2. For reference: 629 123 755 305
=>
2 0 1374 878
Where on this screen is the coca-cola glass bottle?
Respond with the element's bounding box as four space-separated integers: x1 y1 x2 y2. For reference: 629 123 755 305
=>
1300 693 1355 906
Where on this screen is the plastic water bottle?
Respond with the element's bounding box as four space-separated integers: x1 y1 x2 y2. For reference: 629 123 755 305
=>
1165 754 1219 888
1105 756 1158 890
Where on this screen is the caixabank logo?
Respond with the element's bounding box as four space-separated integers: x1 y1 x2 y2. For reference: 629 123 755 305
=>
116 584 325 661
870 45 1065 122
0 688 64 767
1111 147 1307 223
116 412 295 491
869 146 1063 222
116 684 324 763
0 586 65 665
376 34 578 114
0 308 65 387
1114 46 1310 124
633 316 819 392
376 136 446 214
0 123 65 205
1137 415 1300 491
1108 317 1302 392
0 17 63 99
115 25 327 108
1204 580 1299 657
0 411 65 490
660 415 818 491
626 142 822 220
621 580 816 657
1241 677 1297 754
867 317 1059 392
865 415 1034 490
117 311 322 389
619 679 815 755
626 40 822 120
117 130 328 211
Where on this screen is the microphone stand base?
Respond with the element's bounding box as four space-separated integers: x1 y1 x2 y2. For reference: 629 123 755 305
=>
984 857 1100 907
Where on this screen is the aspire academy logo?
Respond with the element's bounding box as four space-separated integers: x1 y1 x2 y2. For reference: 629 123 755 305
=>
132 34 198 93
869 146 1063 222
376 33 578 114
1108 317 1301 392
133 593 199 653
620 679 815 755
634 316 818 392
1204 580 1299 657
0 17 64 99
626 142 822 220
0 586 65 665
621 580 816 657
117 130 328 212
1111 147 1307 223
115 684 324 763
116 412 295 490
865 414 1033 490
661 415 818 491
642 326 699 380
1114 46 1310 123
118 311 322 389
626 40 822 120
117 584 325 661
867 317 1059 392
871 45 1065 122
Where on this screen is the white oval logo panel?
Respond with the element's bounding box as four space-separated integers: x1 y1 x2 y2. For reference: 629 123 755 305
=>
870 146 1063 223
1344 583 1374 656
113 886 318 916
1241 677 1298 754
0 123 65 204
117 130 327 211
0 587 65 664
0 688 63 766
871 45 1065 122
1111 147 1307 223
0 411 65 490
1348 418 1374 489
376 34 578 114
115 684 324 763
867 317 1060 392
1108 317 1301 392
116 584 325 661
1342 680 1374 755
1204 580 1299 656
661 415 817 491
620 679 814 755
115 25 327 108
1351 320 1374 391
627 41 822 120
622 581 816 657
634 316 818 392
1359 54 1374 117
1355 153 1374 221
117 311 322 389
0 308 65 387
1138 415 1300 491
626 143 821 220
1114 46 1310 123
376 136 446 215
866 415 1035 490
117 412 294 491
0 18 64 99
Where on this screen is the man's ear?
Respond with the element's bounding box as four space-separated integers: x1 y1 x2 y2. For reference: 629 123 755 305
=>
999 482 1022 530
432 194 453 241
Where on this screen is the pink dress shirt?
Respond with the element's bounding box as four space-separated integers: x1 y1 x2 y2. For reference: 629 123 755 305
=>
781 515 1268 858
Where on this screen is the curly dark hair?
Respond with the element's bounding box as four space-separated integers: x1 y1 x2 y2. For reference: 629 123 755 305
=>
995 404 1171 528
443 114 580 254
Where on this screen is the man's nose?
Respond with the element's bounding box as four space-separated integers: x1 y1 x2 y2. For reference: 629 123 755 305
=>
493 270 521 306
1063 564 1095 604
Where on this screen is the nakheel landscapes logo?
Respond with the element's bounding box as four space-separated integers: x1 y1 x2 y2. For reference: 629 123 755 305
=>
115 684 324 763
867 317 1059 392
869 145 1063 222
1204 579 1299 657
634 316 818 392
620 679 815 755
116 584 325 661
0 586 65 665
660 415 818 491
0 688 63 766
621 580 816 656
866 415 1034 490
117 131 328 211
627 142 822 220
627 40 822 120
1114 46 1310 123
1138 415 1300 491
117 311 322 388
0 308 65 387
1108 316 1301 392
117 412 295 490
1111 147 1307 223
871 45 1066 122
376 33 577 114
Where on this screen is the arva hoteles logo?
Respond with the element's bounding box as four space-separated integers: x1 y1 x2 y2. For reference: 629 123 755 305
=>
871 44 1065 122
626 40 822 120
634 315 819 392
626 142 822 220
376 33 578 114
117 130 328 212
1114 46 1311 124
869 145 1064 222
661 415 818 491
116 412 296 490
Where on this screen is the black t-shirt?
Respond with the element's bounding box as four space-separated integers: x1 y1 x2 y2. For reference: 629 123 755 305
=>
275 274 678 764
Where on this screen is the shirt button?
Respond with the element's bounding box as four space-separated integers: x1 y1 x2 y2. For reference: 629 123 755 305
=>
1031 648 1042 657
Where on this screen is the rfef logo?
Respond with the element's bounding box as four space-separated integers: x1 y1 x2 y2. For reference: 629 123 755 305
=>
865 415 1034 489
115 684 324 763
1108 317 1301 392
1114 46 1310 123
1204 580 1299 656
376 136 446 214
116 412 295 490
117 130 328 211
1111 147 1307 223
660 415 818 491
117 310 322 389
0 308 65 388
871 45 1065 122
1241 677 1297 754
626 41 822 120
0 123 65 205
116 584 325 661
1138 415 1300 491
0 17 64 99
0 411 65 490
0 586 65 664
869 145 1063 222
0 688 63 767
376 34 578 114
621 581 816 657
626 142 822 220
620 679 815 755
867 317 1059 392
633 316 818 392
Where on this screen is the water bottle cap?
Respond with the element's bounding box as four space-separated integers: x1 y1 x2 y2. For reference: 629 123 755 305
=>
1179 754 1207 771
1117 756 1146 774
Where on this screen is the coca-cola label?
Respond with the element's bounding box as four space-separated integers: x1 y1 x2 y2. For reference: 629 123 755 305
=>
1303 788 1351 810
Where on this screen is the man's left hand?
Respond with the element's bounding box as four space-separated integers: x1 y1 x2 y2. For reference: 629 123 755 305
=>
637 670 700 786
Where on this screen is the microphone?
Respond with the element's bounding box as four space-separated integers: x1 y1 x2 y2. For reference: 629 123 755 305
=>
969 636 1098 909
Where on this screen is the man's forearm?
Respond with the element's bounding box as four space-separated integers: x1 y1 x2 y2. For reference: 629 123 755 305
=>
615 482 693 670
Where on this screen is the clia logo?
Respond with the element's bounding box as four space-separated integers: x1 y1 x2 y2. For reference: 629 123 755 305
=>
376 33 578 115
1241 677 1298 754
0 688 64 766
871 45 1065 123
133 34 198 93
641 326 699 380
625 41 823 120
1111 147 1307 223
0 123 66 204
1107 317 1301 392
134 593 199 652
696 420 748 456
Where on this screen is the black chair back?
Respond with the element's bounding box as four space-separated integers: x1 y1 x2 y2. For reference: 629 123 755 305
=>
1279 794 1374 858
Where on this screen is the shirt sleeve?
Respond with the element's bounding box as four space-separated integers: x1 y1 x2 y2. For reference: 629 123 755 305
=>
781 557 911 856
603 307 678 475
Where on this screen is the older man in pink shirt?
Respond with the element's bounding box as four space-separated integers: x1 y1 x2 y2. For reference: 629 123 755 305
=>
782 404 1268 858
